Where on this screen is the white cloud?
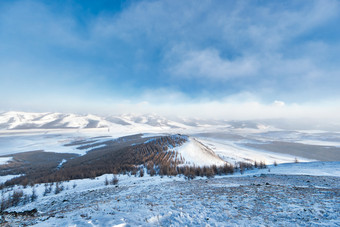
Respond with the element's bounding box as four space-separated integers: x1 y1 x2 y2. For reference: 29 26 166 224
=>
97 89 340 122
169 48 259 79
110 97 340 122
2 85 339 123
273 100 285 107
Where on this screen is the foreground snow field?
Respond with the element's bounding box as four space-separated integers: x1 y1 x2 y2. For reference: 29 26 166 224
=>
1 162 339 226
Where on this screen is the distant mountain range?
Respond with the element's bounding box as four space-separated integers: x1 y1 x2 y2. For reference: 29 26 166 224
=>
0 111 270 131
1 111 338 131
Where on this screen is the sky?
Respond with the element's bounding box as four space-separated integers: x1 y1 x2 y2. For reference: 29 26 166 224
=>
0 0 340 120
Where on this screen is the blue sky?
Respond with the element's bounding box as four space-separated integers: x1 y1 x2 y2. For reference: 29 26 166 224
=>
1 0 340 119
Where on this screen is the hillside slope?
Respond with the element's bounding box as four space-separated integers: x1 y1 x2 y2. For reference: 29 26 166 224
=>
176 138 226 166
0 134 230 186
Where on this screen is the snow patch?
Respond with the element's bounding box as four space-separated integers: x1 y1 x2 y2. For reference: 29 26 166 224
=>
233 161 340 177
0 174 22 184
0 156 12 165
57 159 67 169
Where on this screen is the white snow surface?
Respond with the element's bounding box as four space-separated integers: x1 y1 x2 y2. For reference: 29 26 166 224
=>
197 137 315 165
295 139 340 147
0 156 13 165
2 162 339 226
235 161 340 177
0 174 21 184
175 138 226 166
0 130 109 156
57 159 67 169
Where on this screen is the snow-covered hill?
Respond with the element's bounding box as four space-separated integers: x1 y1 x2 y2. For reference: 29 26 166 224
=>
176 138 226 166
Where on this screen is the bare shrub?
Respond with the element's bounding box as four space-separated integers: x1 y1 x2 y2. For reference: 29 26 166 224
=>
110 175 118 185
43 183 50 196
139 169 144 177
11 190 24 206
54 182 64 194
150 167 156 176
0 195 9 211
259 161 267 169
220 163 234 174
132 168 137 177
31 187 37 202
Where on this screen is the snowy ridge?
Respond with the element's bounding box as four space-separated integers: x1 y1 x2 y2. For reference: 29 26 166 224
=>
175 137 226 167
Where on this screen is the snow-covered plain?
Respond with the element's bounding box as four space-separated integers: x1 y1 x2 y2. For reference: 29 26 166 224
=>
196 137 315 165
0 130 115 156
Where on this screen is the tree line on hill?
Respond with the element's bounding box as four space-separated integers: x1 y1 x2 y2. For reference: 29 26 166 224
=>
1 135 266 188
